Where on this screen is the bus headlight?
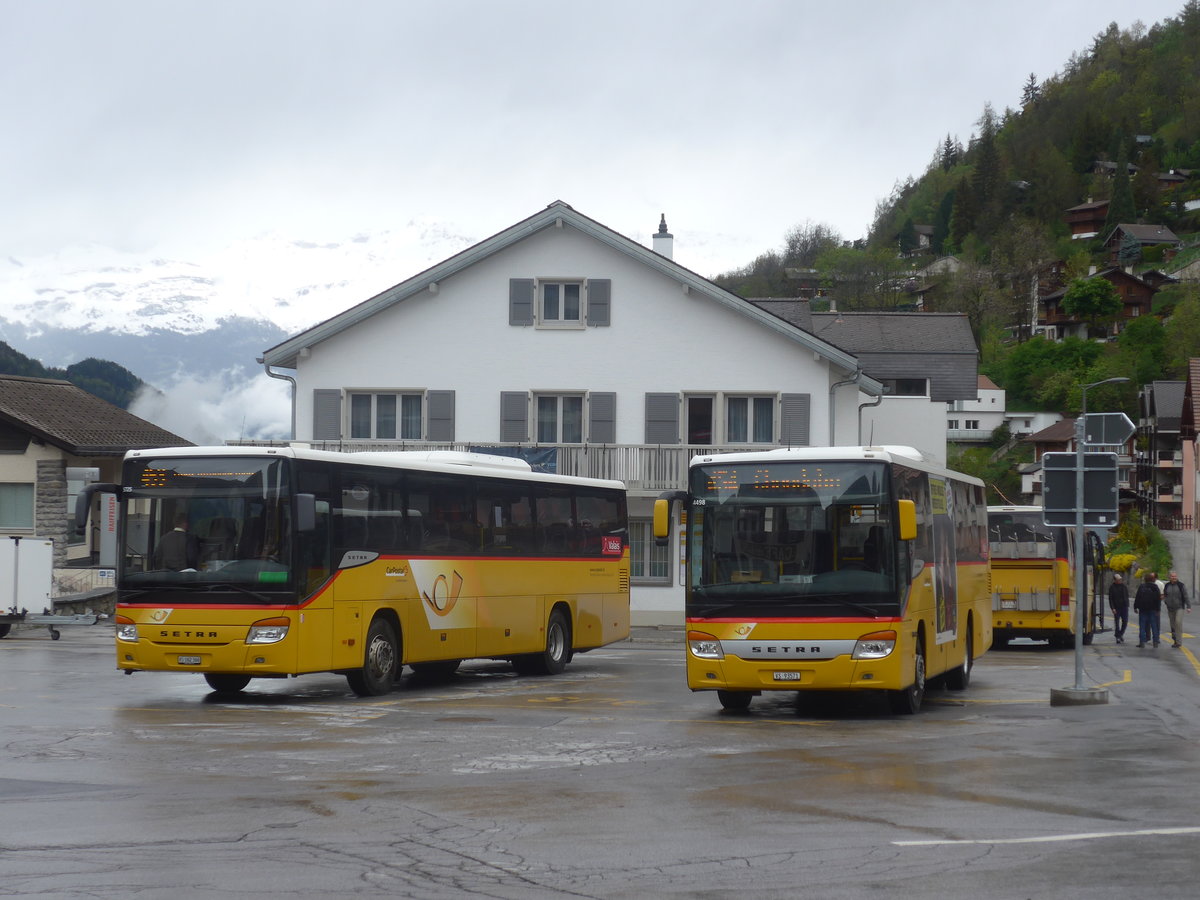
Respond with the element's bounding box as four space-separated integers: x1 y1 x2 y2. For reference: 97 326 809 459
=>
246 617 291 645
852 630 897 659
688 631 724 660
115 615 138 643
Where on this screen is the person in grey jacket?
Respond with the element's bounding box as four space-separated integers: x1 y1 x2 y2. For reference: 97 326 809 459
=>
1162 570 1191 649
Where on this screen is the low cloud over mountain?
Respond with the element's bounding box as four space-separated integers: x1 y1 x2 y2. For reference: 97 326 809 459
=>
0 222 475 442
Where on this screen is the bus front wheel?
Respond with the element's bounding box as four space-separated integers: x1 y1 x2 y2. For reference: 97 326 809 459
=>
204 673 251 694
717 690 753 712
945 626 972 691
512 609 571 675
889 635 926 714
348 617 399 697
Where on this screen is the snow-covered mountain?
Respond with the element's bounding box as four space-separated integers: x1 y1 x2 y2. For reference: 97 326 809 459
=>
1 221 476 382
0 221 476 443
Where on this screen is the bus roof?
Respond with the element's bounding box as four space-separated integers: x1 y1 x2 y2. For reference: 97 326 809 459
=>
123 445 627 491
687 445 984 487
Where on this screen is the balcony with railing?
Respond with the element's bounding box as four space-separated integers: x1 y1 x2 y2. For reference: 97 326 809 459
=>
226 440 765 494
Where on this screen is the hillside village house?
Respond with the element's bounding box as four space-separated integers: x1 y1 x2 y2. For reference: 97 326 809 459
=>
0 375 189 592
257 201 978 624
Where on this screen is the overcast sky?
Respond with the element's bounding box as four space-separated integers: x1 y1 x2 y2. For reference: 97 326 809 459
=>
1 0 1188 278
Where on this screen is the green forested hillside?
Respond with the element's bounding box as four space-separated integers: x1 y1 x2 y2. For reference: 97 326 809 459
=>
715 1 1200 413
0 340 145 409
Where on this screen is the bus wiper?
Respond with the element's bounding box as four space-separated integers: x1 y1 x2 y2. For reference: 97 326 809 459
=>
826 599 881 617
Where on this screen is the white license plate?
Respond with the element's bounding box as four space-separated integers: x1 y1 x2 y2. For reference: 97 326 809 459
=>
1001 599 1017 610
773 671 803 681
178 655 202 665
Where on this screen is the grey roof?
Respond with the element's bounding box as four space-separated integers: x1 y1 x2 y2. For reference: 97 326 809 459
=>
808 311 976 354
261 201 879 393
750 306 978 402
1104 223 1182 246
1146 380 1185 430
0 376 190 456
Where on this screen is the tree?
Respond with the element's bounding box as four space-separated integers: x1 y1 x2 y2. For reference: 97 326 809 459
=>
931 189 954 255
1164 289 1200 378
1062 277 1123 334
1101 141 1136 238
1020 73 1041 107
898 217 919 256
782 221 842 268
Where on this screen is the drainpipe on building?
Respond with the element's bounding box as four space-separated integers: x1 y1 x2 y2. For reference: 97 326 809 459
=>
858 393 884 446
828 369 862 446
258 358 296 442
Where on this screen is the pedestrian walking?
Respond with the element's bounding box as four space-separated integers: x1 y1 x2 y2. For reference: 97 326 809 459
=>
1108 573 1130 644
1134 571 1162 648
1162 570 1191 649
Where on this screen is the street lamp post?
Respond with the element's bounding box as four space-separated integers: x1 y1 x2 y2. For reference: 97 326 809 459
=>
1071 376 1130 691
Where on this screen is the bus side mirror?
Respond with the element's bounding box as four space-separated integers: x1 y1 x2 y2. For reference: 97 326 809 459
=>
653 491 687 547
653 499 671 545
295 493 317 532
897 499 917 541
74 483 119 536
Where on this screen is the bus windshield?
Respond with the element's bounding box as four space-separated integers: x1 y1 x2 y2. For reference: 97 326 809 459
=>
121 456 294 593
987 509 1060 560
687 460 904 617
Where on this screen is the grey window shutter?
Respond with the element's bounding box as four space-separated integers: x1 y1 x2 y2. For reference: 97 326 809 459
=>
587 279 611 326
312 390 342 440
509 278 534 325
500 391 529 442
780 393 811 446
588 392 616 444
644 393 680 444
427 390 455 441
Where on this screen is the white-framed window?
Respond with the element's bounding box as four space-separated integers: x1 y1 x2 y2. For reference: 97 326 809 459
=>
0 482 34 530
535 394 584 443
539 280 583 326
350 392 424 440
686 393 776 445
629 519 671 584
726 396 775 443
966 419 980 430
948 419 959 429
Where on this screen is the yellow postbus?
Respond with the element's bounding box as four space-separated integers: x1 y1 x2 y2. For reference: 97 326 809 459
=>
987 505 1103 648
654 446 991 713
77 447 629 695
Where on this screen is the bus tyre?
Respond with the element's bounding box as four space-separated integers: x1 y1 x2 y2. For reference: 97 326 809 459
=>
1082 603 1095 645
513 609 571 676
348 617 399 697
889 635 925 714
204 673 251 694
0 623 10 639
945 627 972 691
717 690 753 712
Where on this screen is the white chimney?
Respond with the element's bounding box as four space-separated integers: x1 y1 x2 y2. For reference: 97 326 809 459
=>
652 214 673 259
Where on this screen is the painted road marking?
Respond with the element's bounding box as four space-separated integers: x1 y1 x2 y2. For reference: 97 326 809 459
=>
895 825 1200 846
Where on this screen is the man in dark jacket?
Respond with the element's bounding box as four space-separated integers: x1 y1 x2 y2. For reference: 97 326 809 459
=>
1162 570 1191 649
1133 571 1162 648
1108 573 1130 644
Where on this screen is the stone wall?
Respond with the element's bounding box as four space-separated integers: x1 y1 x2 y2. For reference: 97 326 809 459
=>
35 459 68 568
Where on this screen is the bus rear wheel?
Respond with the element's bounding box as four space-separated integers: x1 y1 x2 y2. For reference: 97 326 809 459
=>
347 617 399 697
204 673 251 694
889 635 925 714
512 609 571 675
410 659 461 680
